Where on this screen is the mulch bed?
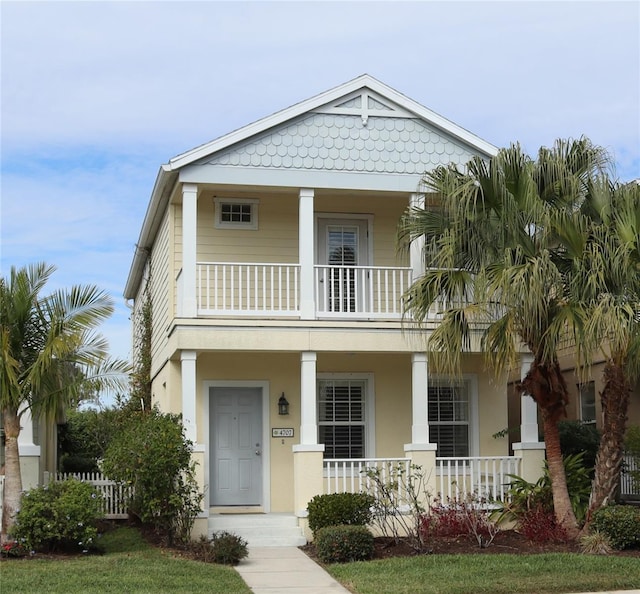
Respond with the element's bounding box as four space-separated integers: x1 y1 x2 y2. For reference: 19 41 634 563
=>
302 530 640 560
4 523 639 562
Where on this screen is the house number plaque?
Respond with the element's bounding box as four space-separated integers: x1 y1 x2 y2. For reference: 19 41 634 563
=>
272 428 294 438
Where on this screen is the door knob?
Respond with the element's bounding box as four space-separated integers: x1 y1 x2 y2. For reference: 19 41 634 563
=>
255 450 261 456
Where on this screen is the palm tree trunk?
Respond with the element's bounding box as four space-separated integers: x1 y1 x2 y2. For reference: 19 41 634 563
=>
541 410 579 538
1 407 23 542
520 359 579 538
584 361 630 526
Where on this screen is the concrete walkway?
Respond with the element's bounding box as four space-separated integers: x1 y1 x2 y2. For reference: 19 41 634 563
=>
235 547 350 594
235 547 640 594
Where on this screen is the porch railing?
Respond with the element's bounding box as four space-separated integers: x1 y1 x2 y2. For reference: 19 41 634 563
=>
621 452 640 499
44 471 132 519
194 262 414 319
315 265 412 318
323 456 520 504
197 262 300 316
436 456 520 502
324 458 411 497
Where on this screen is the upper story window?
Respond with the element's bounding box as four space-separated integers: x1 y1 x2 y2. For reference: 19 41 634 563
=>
214 198 259 230
579 381 596 424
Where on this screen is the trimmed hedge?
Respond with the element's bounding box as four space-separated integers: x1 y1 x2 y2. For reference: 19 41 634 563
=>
307 492 375 535
591 505 640 550
315 525 374 563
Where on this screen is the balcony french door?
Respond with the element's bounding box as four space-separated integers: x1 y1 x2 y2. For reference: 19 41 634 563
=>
317 218 369 314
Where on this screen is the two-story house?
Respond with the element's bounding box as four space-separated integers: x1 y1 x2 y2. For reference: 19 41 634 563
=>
124 75 545 544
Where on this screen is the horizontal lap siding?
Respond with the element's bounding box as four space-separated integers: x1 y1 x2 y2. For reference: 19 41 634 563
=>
151 212 170 368
200 192 298 263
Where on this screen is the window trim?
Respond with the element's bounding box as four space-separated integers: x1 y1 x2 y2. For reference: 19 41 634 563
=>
428 374 479 458
214 197 259 230
317 372 375 459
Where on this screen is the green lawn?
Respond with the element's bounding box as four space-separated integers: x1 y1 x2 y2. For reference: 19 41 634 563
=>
0 527 251 594
327 553 640 594
3 527 639 594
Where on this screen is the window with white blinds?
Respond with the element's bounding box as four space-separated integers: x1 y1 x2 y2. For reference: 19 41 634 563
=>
428 381 470 457
318 379 366 459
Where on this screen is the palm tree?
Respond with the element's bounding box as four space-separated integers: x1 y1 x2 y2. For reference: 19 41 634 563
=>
397 138 609 538
577 179 640 521
0 263 130 539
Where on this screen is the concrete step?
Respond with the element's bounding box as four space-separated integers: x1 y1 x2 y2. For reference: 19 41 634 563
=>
209 513 307 547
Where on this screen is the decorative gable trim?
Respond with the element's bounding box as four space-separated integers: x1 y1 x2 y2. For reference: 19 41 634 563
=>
313 89 414 126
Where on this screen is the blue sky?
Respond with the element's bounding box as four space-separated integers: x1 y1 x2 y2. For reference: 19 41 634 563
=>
2 1 639 382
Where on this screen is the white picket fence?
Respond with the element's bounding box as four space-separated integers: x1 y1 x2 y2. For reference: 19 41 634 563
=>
44 471 132 519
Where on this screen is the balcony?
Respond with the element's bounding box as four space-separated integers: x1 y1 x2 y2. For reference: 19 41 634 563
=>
193 262 415 320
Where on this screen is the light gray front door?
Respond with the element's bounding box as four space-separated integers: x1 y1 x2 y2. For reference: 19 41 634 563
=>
210 387 262 506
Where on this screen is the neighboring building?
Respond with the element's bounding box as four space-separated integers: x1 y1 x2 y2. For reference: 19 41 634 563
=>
124 75 546 542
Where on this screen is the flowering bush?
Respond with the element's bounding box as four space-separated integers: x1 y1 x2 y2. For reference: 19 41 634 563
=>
1 541 27 558
11 478 103 553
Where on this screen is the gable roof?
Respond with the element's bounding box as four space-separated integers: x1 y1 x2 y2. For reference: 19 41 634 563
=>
169 74 497 169
124 75 498 299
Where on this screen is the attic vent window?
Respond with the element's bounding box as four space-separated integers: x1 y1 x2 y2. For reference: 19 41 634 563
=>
214 197 259 230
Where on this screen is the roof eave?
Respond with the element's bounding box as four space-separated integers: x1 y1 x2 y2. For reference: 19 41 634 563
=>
124 164 177 300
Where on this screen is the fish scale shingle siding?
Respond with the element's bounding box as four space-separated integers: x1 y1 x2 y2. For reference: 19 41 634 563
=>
206 114 475 173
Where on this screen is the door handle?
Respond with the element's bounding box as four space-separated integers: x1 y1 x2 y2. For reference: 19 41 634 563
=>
255 450 261 456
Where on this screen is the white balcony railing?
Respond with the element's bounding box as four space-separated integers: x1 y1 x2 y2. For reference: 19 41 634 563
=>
197 262 300 316
315 265 412 318
195 262 413 319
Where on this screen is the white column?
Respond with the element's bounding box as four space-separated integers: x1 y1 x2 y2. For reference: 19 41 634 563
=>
410 352 431 445
181 350 197 444
404 352 437 498
409 193 425 281
518 353 540 443
182 183 198 317
299 351 318 445
299 188 315 320
17 405 38 452
18 405 41 489
513 352 545 482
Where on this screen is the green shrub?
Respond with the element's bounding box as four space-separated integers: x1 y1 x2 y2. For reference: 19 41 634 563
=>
101 408 203 546
591 505 640 550
11 479 103 553
209 531 249 565
315 525 374 563
503 452 592 525
307 492 375 535
188 532 248 565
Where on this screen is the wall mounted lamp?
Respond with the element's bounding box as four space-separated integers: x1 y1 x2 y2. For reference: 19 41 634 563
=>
278 392 290 415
